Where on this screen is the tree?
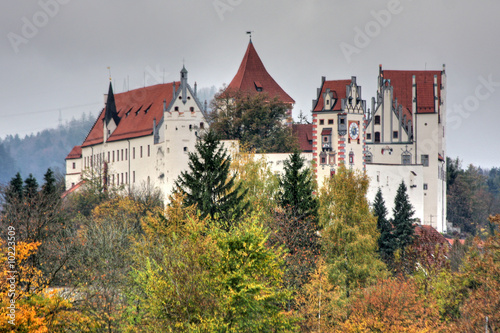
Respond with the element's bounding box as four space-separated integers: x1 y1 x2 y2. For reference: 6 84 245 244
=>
127 196 297 332
277 150 318 221
339 277 444 332
373 188 395 263
174 129 248 228
319 165 387 299
452 214 500 332
209 89 298 153
392 181 415 255
270 151 320 293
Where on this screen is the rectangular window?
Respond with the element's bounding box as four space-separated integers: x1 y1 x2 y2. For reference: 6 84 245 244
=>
148 145 150 157
200 122 204 129
112 174 115 185
321 157 326 165
125 172 128 184
140 146 143 158
125 149 128 160
319 119 324 125
367 133 371 140
421 154 429 167
121 173 124 184
113 151 115 162
365 154 372 163
121 149 124 161
133 171 136 183
329 154 335 165
393 131 398 139
108 151 110 162
72 162 76 169
374 115 381 125
328 119 334 125
423 183 428 190
133 147 135 159
402 154 411 165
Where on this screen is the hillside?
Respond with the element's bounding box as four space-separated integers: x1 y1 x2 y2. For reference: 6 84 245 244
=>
0 112 96 185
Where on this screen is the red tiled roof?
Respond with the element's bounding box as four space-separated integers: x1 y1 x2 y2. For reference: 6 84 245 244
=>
66 145 82 159
414 224 449 245
313 80 351 112
227 41 294 104
61 180 85 199
292 124 313 152
81 83 178 147
382 70 442 115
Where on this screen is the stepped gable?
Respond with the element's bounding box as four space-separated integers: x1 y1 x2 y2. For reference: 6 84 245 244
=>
227 40 294 104
81 82 178 147
65 145 82 159
382 69 442 116
292 124 313 152
313 79 351 112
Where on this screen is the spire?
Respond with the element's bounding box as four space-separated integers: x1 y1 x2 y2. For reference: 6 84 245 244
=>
180 66 188 104
104 82 120 126
227 41 294 104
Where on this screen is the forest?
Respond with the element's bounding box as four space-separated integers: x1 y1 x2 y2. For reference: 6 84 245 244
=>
0 127 498 332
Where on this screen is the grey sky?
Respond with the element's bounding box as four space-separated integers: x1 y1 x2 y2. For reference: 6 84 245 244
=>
1 0 499 168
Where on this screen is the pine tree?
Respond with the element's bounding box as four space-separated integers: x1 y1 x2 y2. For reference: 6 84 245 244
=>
174 130 248 227
373 188 395 262
392 181 415 252
42 168 57 196
24 173 39 199
272 150 320 293
278 150 318 220
8 172 24 201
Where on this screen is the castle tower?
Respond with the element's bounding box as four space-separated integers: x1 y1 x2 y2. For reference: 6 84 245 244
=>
311 76 366 188
227 39 295 124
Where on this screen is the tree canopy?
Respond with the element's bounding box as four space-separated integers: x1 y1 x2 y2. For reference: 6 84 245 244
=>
209 89 298 153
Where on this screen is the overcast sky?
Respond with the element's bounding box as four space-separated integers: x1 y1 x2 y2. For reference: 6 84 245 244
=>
1 0 499 168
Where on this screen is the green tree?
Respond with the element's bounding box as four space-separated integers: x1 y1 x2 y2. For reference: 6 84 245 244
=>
24 173 38 199
271 150 320 293
277 150 318 220
209 89 298 153
174 130 248 228
319 165 386 299
373 188 395 263
392 181 415 253
127 198 296 332
41 168 57 195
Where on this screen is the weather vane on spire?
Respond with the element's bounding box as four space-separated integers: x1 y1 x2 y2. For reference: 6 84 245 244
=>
107 66 112 82
246 31 253 41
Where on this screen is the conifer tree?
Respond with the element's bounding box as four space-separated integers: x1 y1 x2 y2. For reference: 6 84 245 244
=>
392 181 415 252
373 188 394 262
278 150 318 220
42 168 57 196
174 130 248 227
24 173 39 199
7 172 24 201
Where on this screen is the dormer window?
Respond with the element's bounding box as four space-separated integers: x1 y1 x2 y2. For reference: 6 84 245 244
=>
135 106 142 116
254 81 263 92
144 104 152 114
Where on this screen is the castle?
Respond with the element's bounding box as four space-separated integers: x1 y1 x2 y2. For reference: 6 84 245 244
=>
66 40 447 233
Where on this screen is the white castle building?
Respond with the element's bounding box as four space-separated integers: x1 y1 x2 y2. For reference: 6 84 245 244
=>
65 41 447 233
310 65 447 232
65 66 208 198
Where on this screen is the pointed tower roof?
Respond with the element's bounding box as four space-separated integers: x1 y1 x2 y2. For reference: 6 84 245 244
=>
227 41 295 104
104 82 120 126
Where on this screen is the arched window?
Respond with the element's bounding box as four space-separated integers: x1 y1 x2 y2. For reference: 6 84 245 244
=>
374 132 381 143
374 115 381 125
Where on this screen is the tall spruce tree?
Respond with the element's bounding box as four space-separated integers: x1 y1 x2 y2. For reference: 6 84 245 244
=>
273 150 320 292
24 173 39 199
278 150 318 219
174 130 248 227
373 188 395 262
41 168 57 196
392 181 415 252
